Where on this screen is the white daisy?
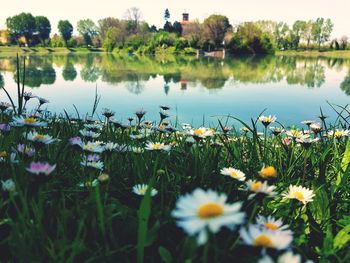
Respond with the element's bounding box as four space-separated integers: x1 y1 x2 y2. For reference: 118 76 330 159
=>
1 179 16 192
286 129 304 139
24 131 57 145
240 224 293 250
80 141 105 153
244 180 277 199
278 251 302 263
10 116 47 127
145 142 171 151
81 160 104 170
256 215 290 232
79 129 101 138
328 129 350 139
132 184 158 197
171 188 245 245
78 179 99 187
282 185 315 205
258 115 277 126
220 167 246 181
188 127 215 139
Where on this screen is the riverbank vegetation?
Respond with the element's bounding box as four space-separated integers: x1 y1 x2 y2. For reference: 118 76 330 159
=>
1 58 350 262
1 9 348 56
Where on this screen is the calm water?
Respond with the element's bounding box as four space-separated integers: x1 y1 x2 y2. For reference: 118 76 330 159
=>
0 53 349 127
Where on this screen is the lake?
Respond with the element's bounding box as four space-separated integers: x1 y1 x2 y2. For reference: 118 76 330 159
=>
0 53 349 127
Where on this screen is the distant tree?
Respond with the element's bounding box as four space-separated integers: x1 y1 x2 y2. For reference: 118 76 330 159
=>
150 25 158 32
274 22 289 49
98 17 121 39
182 19 201 47
125 7 142 33
163 21 173 32
302 20 314 49
164 8 170 22
103 26 128 51
172 21 183 36
6 13 36 45
312 18 333 50
340 36 348 50
202 15 231 49
77 19 98 46
291 20 306 49
58 20 73 46
35 16 51 45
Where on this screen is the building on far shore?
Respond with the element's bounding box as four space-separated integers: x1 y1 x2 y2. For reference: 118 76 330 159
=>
180 12 190 25
0 30 10 45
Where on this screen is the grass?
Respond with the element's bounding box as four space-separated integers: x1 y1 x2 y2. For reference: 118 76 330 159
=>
277 50 350 59
0 58 350 262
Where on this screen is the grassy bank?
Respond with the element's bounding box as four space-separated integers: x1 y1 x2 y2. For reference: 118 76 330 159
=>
277 50 350 59
0 46 104 54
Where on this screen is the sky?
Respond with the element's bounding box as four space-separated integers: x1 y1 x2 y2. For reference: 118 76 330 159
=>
1 0 350 37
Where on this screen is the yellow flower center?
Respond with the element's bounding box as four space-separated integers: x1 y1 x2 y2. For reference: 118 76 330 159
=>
254 234 273 247
260 166 277 179
84 145 93 151
197 203 224 219
153 143 162 149
335 131 343 138
264 117 271 123
293 191 304 201
194 129 204 136
229 171 238 178
264 223 279 231
24 117 37 124
252 181 262 191
139 188 147 195
98 173 109 182
0 151 7 157
34 134 45 140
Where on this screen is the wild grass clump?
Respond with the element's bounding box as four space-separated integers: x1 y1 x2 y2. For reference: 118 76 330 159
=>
0 57 350 263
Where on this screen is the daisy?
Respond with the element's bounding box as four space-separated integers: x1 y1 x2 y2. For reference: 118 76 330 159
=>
328 129 350 139
286 129 303 139
269 127 284 136
10 116 47 127
255 215 290 232
79 129 101 138
182 123 192 130
310 122 321 134
259 115 277 126
0 123 11 133
259 166 277 179
69 136 82 146
278 251 302 263
37 97 49 105
135 109 147 122
98 173 109 182
26 162 56 175
1 179 16 192
296 136 319 147
132 184 158 197
240 224 293 250
171 188 245 245
145 142 171 151
132 147 144 153
102 108 115 119
245 180 277 199
220 167 246 181
188 127 215 139
23 92 36 101
282 185 315 205
0 102 12 112
301 120 315 126
80 141 105 153
25 131 57 145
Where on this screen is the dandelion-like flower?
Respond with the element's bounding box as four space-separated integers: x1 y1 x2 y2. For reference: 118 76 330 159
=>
171 188 245 245
282 185 315 205
26 162 56 175
145 142 171 151
132 184 158 197
220 167 246 181
259 166 277 180
240 224 293 250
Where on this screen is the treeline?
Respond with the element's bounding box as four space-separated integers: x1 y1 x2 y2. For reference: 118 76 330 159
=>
2 9 349 55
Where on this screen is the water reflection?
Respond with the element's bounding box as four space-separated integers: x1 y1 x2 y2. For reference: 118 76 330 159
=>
0 53 349 95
